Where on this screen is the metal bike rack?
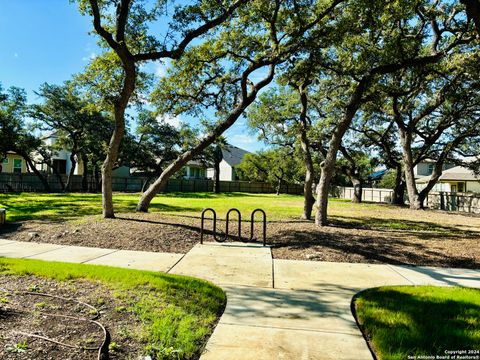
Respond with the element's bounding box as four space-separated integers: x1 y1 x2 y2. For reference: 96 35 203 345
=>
200 208 267 246
249 209 267 246
225 208 242 242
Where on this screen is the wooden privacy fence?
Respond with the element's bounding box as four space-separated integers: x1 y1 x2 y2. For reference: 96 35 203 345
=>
0 173 303 195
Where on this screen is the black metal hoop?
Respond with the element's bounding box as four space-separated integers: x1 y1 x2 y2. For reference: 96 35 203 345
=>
249 208 267 246
200 208 216 244
200 208 267 246
225 208 242 242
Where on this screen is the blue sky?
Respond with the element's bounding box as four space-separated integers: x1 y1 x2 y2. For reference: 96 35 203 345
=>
0 0 264 152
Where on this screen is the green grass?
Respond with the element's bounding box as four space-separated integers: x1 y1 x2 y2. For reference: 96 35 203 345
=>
0 192 473 237
0 258 226 359
0 192 311 221
354 286 480 360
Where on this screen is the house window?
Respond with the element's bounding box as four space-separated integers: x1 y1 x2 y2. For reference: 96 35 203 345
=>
458 182 464 192
13 159 22 174
427 163 434 174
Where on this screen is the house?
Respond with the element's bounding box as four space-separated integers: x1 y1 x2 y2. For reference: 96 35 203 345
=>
0 151 28 174
35 133 84 176
183 160 207 179
413 159 455 179
35 133 130 177
416 165 480 193
206 145 250 181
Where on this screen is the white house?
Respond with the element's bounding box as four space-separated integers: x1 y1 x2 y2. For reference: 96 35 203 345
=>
206 145 250 181
35 133 130 177
36 134 83 175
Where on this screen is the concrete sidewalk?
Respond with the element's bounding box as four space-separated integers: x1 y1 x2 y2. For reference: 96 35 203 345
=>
1 239 479 359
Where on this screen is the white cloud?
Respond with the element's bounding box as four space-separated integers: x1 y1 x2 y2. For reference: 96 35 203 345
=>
82 52 97 62
155 60 171 77
156 114 182 128
231 134 256 145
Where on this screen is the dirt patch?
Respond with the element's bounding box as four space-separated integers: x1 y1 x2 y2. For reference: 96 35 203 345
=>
1 207 480 269
0 275 143 359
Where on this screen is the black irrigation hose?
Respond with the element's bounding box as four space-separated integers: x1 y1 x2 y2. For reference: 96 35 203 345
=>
1 288 110 360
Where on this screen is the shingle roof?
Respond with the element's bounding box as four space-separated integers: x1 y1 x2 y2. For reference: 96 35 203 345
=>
221 145 250 167
416 165 480 183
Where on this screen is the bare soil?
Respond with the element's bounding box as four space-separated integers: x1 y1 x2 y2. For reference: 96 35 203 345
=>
0 275 143 360
1 206 479 269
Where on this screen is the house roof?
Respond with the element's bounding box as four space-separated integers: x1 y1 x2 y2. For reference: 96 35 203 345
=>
416 165 480 183
221 145 250 167
368 169 387 181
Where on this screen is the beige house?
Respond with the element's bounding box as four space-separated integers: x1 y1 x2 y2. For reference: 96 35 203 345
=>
1 152 28 174
416 165 480 193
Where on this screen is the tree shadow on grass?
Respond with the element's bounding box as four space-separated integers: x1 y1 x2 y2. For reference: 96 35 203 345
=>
329 216 480 239
115 216 203 234
2 201 200 222
0 223 22 237
270 227 480 268
353 287 480 358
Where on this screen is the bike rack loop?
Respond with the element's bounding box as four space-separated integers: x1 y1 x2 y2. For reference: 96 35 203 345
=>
249 208 267 246
201 208 267 246
200 208 216 244
225 208 242 242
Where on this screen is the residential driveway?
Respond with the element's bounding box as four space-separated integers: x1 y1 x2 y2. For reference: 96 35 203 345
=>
1 239 479 359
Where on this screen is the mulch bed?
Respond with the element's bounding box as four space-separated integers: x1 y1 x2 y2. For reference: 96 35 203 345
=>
0 275 142 359
1 210 479 269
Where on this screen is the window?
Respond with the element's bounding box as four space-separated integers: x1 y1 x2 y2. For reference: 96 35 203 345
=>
458 182 464 192
13 159 22 174
427 163 434 174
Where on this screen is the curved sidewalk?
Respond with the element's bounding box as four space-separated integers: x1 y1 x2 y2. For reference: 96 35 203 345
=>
1 239 479 359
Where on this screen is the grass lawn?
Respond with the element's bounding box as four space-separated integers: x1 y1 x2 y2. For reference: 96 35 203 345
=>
353 286 480 360
0 258 226 359
0 191 389 222
1 192 480 268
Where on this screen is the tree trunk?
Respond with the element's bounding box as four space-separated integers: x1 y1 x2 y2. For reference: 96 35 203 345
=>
351 177 362 203
392 164 405 205
18 151 51 192
101 61 136 218
93 164 101 192
302 166 315 219
276 178 282 195
213 158 221 193
65 151 77 193
298 81 315 220
315 77 369 226
399 127 423 210
53 167 65 192
81 154 88 192
461 0 480 35
136 65 275 212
